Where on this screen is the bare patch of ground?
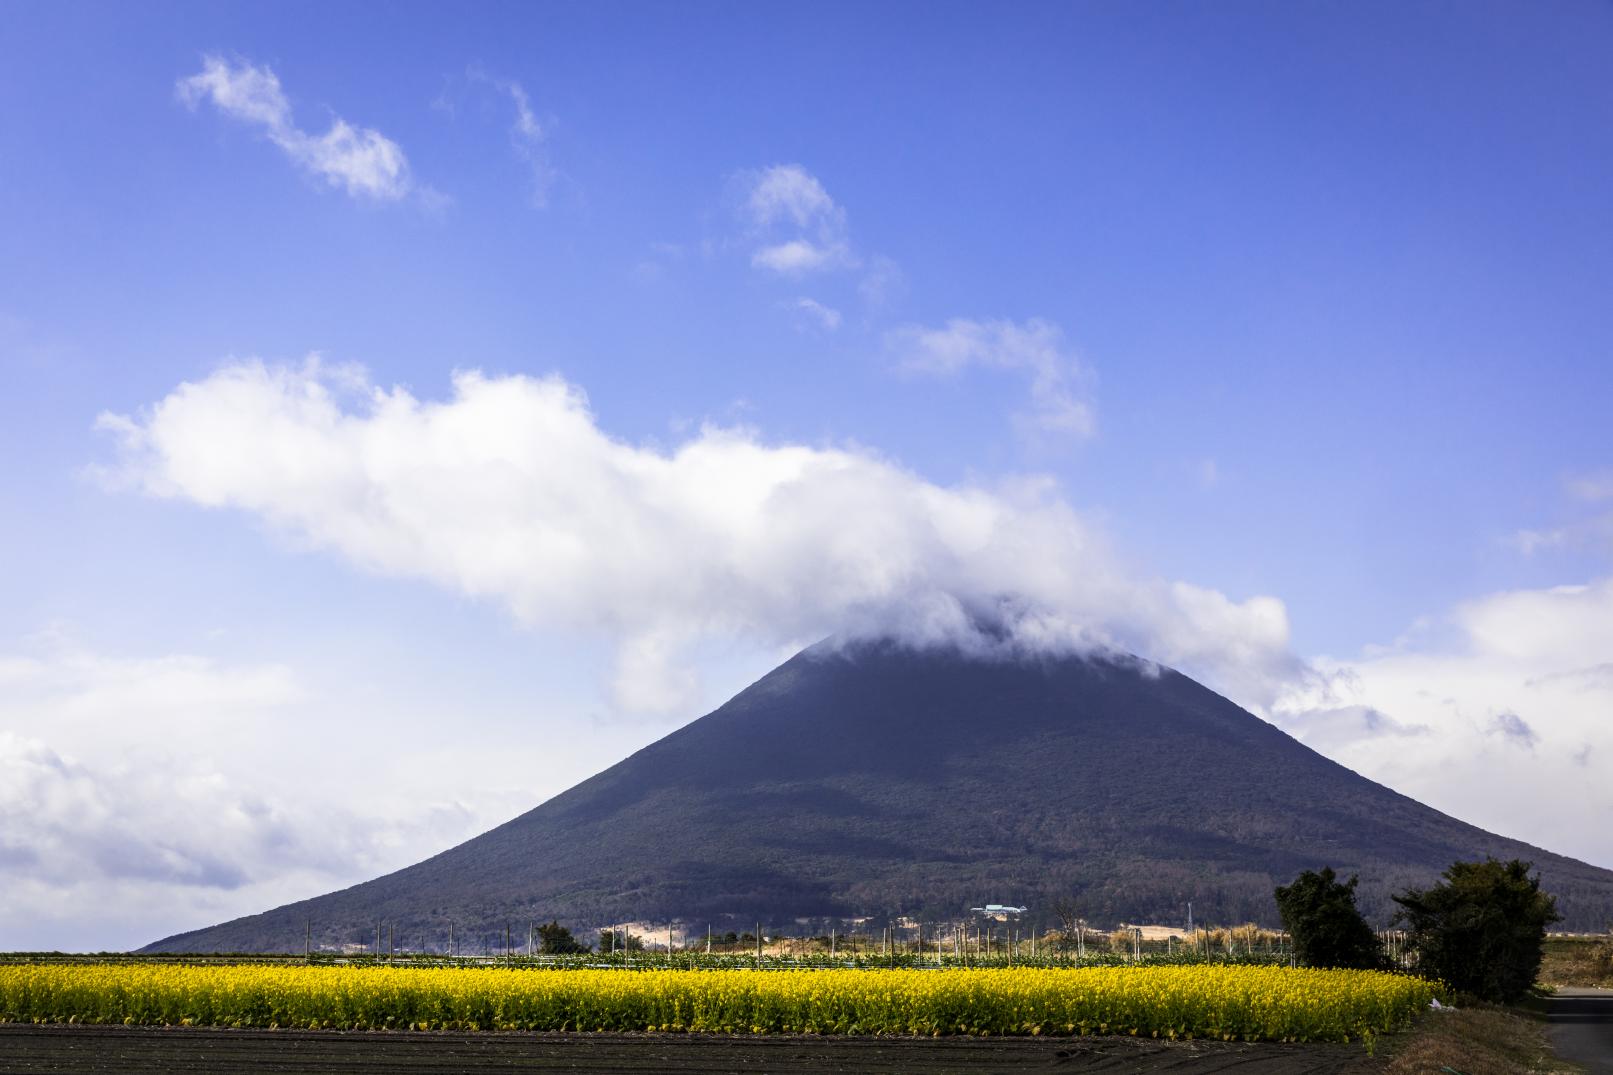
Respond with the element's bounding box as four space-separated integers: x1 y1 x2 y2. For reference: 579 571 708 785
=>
0 1023 1387 1074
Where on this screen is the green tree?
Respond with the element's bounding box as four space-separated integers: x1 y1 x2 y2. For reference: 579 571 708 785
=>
537 920 589 954
597 928 642 952
1393 857 1561 1002
1274 867 1383 969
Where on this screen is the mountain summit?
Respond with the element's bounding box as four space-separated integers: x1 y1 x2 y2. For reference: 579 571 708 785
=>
145 640 1613 952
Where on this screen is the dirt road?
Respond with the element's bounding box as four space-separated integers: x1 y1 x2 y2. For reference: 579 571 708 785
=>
0 1023 1385 1074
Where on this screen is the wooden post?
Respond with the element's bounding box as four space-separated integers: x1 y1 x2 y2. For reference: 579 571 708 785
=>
756 922 762 964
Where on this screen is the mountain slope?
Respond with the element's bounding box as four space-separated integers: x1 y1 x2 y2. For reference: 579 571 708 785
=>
145 641 1613 952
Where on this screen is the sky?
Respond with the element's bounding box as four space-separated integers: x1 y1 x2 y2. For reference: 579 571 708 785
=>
3 1 1612 950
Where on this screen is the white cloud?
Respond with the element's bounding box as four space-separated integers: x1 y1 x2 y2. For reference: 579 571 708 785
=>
99 358 1291 715
737 164 853 276
753 239 839 274
888 317 1096 439
178 55 416 202
1273 577 1613 868
745 164 836 228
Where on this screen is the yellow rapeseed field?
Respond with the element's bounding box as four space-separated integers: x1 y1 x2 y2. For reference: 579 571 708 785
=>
0 964 1433 1042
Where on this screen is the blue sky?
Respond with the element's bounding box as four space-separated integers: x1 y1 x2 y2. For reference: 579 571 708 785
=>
3 2 1612 949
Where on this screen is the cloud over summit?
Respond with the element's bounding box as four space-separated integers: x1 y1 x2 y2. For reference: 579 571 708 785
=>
100 360 1292 713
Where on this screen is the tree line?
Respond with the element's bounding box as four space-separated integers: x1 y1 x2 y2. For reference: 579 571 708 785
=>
1274 857 1559 1002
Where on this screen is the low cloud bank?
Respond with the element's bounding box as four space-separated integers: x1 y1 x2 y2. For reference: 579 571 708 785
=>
0 646 489 950
1274 578 1613 868
98 360 1294 713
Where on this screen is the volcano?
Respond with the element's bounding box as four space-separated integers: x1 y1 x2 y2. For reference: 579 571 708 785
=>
144 640 1613 952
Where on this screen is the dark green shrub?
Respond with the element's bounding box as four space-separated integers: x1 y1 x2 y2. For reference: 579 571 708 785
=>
1393 857 1561 1002
537 920 589 954
1274 867 1383 969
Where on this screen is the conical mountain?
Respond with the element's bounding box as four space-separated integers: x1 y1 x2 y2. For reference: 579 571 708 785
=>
145 640 1613 952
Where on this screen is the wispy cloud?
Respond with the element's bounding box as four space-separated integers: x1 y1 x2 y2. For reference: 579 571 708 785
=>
786 296 842 332
1507 468 1613 556
178 56 422 202
887 317 1096 439
858 255 905 308
1567 469 1613 502
738 164 853 276
465 68 554 207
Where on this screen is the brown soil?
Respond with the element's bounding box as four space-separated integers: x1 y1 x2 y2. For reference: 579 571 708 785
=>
0 1023 1386 1074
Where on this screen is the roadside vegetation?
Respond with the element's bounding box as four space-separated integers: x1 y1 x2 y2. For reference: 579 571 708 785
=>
1383 1004 1577 1075
1538 933 1613 988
